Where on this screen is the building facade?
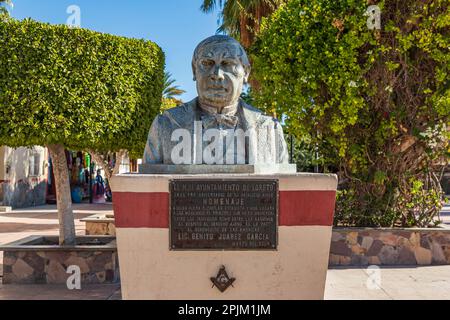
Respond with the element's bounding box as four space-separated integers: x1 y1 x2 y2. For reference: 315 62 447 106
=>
0 146 48 209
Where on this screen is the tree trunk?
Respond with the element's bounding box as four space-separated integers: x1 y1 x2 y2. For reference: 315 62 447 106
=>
112 150 126 179
88 150 127 191
239 13 252 49
89 151 113 182
47 144 76 245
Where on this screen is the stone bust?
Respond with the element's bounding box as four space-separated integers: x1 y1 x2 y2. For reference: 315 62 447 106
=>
143 35 289 165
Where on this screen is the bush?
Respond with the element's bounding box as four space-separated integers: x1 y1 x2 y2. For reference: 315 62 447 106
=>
0 18 165 244
0 18 165 158
252 0 449 227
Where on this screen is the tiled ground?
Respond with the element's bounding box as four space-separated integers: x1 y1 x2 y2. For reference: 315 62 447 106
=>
2 266 450 300
325 265 450 300
0 283 121 300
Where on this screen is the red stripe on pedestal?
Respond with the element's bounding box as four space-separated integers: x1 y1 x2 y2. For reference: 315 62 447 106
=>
113 192 169 228
279 191 336 226
113 190 336 228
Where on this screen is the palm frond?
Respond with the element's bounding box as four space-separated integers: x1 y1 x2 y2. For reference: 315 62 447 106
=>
200 0 283 47
0 0 12 15
200 0 224 13
163 72 186 100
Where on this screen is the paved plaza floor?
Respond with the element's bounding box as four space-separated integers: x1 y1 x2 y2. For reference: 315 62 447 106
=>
0 203 449 300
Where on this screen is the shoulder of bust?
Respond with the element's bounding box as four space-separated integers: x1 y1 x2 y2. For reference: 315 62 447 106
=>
241 100 279 127
161 99 196 118
241 100 263 114
159 98 197 128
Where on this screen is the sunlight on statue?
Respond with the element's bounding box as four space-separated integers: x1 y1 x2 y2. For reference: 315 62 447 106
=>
143 35 288 165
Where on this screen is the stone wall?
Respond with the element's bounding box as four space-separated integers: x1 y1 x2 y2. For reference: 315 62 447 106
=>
86 221 116 236
82 215 116 236
330 228 450 266
2 250 119 284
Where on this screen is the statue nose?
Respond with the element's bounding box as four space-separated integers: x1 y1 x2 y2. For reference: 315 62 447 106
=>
211 65 225 80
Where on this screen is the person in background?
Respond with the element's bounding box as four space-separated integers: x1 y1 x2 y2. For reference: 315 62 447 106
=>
92 169 106 204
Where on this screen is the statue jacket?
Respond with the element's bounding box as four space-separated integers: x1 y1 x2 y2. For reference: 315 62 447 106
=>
143 98 289 165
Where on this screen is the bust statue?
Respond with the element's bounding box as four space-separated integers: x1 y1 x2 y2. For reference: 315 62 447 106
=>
143 35 289 165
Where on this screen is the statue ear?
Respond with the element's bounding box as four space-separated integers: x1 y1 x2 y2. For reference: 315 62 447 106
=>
192 62 197 81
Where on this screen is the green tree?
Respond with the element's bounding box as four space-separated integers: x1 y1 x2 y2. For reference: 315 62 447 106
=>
0 18 165 244
253 0 449 227
0 0 12 17
88 149 128 183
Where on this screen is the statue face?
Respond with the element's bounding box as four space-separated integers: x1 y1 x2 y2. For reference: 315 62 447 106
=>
194 42 247 108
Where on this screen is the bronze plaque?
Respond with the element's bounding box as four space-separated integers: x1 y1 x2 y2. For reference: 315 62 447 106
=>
170 179 278 250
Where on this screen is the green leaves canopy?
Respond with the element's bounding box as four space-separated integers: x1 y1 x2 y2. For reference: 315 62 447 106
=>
253 0 449 161
252 0 449 227
0 19 165 158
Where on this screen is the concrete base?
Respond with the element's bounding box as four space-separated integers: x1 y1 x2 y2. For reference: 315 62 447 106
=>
112 173 337 300
118 226 332 300
139 164 297 174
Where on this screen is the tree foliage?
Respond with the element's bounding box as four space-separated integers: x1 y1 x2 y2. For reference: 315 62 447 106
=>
200 0 284 48
161 97 182 112
0 18 165 158
0 0 11 18
0 18 164 244
252 0 450 227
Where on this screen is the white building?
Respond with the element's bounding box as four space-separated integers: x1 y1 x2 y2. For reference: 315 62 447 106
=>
0 146 48 209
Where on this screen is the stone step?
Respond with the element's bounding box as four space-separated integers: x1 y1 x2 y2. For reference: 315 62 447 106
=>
0 206 12 213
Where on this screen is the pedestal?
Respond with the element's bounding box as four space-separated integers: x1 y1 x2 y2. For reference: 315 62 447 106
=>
112 173 337 300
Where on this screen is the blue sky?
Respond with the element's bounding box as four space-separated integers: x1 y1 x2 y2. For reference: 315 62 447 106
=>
7 0 220 102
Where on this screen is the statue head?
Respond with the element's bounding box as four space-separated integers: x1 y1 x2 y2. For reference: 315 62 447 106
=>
192 35 251 109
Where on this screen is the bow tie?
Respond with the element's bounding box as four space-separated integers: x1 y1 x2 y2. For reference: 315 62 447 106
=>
201 113 239 129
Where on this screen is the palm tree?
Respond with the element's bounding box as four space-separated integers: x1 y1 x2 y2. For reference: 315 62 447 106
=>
163 72 186 107
0 0 12 16
0 0 12 6
200 0 283 48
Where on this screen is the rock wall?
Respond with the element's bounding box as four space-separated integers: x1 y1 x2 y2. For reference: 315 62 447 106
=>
2 250 119 284
86 221 116 236
330 228 450 266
